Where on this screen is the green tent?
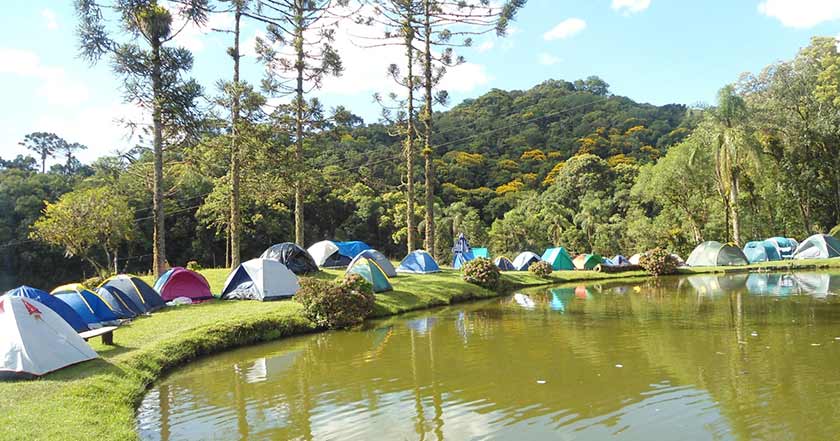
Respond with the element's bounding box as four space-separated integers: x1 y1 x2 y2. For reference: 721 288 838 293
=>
541 247 574 270
472 248 490 259
346 257 393 293
686 241 749 267
573 254 603 270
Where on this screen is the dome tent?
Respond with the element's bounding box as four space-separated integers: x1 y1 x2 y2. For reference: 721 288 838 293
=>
51 284 120 328
494 256 515 271
686 241 749 267
260 243 319 274
96 285 142 319
610 255 631 266
766 237 798 259
397 250 441 274
154 267 213 302
629 253 643 265
541 247 574 271
221 259 300 301
793 234 840 259
573 254 604 270
512 252 541 271
100 275 164 313
348 249 397 277
743 240 782 263
307 240 372 268
346 257 393 293
0 296 98 379
5 286 89 332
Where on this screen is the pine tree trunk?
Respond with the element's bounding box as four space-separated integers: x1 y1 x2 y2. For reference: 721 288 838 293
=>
404 24 416 254
229 8 242 269
151 38 166 278
422 0 435 257
294 4 305 247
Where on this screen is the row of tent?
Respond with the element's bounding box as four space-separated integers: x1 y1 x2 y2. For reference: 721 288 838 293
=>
686 234 840 267
488 249 631 272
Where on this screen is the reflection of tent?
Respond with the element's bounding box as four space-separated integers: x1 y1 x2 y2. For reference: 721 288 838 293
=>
307 240 372 268
743 241 782 263
766 237 799 259
101 275 164 313
348 249 397 277
347 257 393 293
154 267 213 302
629 253 643 265
793 234 840 260
686 241 748 267
512 252 541 271
397 250 441 274
452 233 475 269
746 274 798 296
513 293 535 309
686 274 748 296
5 286 88 332
541 247 574 271
472 248 489 259
51 284 120 328
0 296 98 379
96 285 142 319
259 243 319 274
573 254 603 270
494 256 515 271
221 259 299 301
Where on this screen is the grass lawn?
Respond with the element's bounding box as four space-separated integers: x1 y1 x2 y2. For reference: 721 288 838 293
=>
2 259 839 440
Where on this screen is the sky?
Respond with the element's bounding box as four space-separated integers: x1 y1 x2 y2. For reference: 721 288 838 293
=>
1 0 839 166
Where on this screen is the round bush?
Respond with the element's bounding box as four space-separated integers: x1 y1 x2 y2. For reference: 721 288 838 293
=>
294 273 375 329
529 260 553 278
639 247 679 276
462 257 501 289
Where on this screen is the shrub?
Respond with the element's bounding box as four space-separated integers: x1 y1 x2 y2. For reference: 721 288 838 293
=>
529 260 553 278
83 275 106 288
294 273 375 329
462 257 501 289
639 247 679 276
186 260 202 271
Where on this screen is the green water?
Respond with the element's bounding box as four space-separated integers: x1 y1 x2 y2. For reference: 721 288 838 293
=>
137 272 840 441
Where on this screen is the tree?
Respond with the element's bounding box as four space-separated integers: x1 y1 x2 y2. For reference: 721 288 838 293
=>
19 132 61 173
255 0 347 246
76 0 207 277
56 141 88 174
31 186 134 275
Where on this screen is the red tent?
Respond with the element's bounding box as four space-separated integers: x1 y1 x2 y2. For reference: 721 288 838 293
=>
154 267 212 302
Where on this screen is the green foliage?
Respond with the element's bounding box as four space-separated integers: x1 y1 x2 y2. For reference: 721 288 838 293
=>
462 257 501 289
82 275 106 288
831 225 840 239
639 248 679 276
529 260 553 278
295 273 375 329
186 260 202 271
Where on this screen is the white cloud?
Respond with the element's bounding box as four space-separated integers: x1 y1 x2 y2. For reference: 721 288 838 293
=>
166 2 233 52
538 53 561 65
543 18 586 40
41 8 58 30
439 63 491 93
758 0 840 28
611 0 651 15
477 41 495 53
0 48 89 106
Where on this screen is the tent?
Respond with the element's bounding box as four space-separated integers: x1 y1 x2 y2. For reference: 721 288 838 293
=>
793 234 840 260
5 286 88 332
494 256 515 271
610 255 631 266
349 249 397 277
573 254 603 270
766 237 799 259
51 284 120 328
472 248 489 259
221 259 299 301
629 253 643 265
0 296 98 380
686 241 749 267
512 252 541 271
541 247 574 271
307 240 372 268
743 240 782 263
397 250 441 274
346 257 393 293
154 267 213 302
101 275 164 313
451 233 475 269
260 243 319 274
96 285 142 319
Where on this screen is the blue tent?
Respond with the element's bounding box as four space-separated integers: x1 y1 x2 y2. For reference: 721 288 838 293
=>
452 233 475 269
766 237 798 259
52 284 120 328
743 240 782 263
397 250 441 274
472 248 489 258
336 241 372 260
512 252 541 271
494 256 515 271
97 285 143 319
608 255 631 266
5 286 89 332
348 249 397 277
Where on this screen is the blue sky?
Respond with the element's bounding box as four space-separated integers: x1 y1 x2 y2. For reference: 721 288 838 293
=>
1 0 839 164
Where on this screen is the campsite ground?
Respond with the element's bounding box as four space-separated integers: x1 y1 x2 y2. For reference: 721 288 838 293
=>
2 260 840 441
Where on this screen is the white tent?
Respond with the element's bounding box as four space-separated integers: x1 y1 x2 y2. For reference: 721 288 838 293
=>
307 240 340 267
512 252 541 271
0 296 98 379
221 259 300 301
629 253 642 265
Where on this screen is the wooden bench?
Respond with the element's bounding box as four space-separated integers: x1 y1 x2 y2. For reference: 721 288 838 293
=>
79 326 118 346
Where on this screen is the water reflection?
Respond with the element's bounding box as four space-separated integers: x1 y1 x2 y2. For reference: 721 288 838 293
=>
138 272 840 441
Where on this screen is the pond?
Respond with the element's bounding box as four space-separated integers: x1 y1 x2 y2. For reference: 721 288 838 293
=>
137 272 840 441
